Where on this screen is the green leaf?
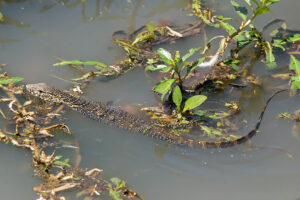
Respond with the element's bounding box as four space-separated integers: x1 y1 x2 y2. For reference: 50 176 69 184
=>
286 33 300 43
147 21 156 33
250 0 259 6
201 125 222 138
54 158 70 167
220 21 237 35
53 60 107 67
289 55 300 75
110 177 122 186
172 86 182 111
182 48 199 62
154 79 175 101
265 0 280 6
243 0 252 6
0 12 3 22
194 110 206 116
146 64 167 71
231 1 248 21
95 62 108 68
157 48 174 65
146 64 172 73
265 41 276 67
272 39 286 51
255 6 269 15
54 155 63 160
183 95 207 113
0 76 23 84
231 63 240 71
109 189 122 200
174 51 181 62
161 66 172 73
146 65 156 71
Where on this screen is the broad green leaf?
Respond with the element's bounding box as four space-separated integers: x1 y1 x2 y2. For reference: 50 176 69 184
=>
220 21 237 35
157 48 174 65
154 79 175 101
172 86 182 111
292 79 300 87
53 60 107 67
289 55 300 75
231 1 248 21
286 33 300 43
255 6 269 16
289 55 300 94
183 95 207 113
0 76 23 84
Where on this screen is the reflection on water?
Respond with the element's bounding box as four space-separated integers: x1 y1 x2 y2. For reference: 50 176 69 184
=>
0 0 300 199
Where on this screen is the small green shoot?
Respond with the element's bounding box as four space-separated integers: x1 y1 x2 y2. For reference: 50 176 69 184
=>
108 177 127 200
54 155 70 167
53 60 107 68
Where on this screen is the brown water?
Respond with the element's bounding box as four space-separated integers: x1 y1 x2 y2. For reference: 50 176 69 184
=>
0 0 300 199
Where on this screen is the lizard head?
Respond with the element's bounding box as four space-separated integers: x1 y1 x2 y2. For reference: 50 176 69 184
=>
26 83 60 102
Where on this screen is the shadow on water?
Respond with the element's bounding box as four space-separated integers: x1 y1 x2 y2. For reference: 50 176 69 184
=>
0 0 300 199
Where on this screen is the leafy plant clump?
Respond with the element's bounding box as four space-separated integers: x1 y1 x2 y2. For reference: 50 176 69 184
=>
147 47 207 116
146 0 300 122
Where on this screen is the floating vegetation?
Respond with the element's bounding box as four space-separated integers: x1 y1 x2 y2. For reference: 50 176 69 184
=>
0 72 142 200
1 0 300 199
49 0 299 138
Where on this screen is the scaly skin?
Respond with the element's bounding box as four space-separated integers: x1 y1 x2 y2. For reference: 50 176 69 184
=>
26 83 286 148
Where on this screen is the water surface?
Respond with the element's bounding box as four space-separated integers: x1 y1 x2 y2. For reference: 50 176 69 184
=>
0 0 300 199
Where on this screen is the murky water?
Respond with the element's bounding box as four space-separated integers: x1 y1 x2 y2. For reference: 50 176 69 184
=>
0 0 300 199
